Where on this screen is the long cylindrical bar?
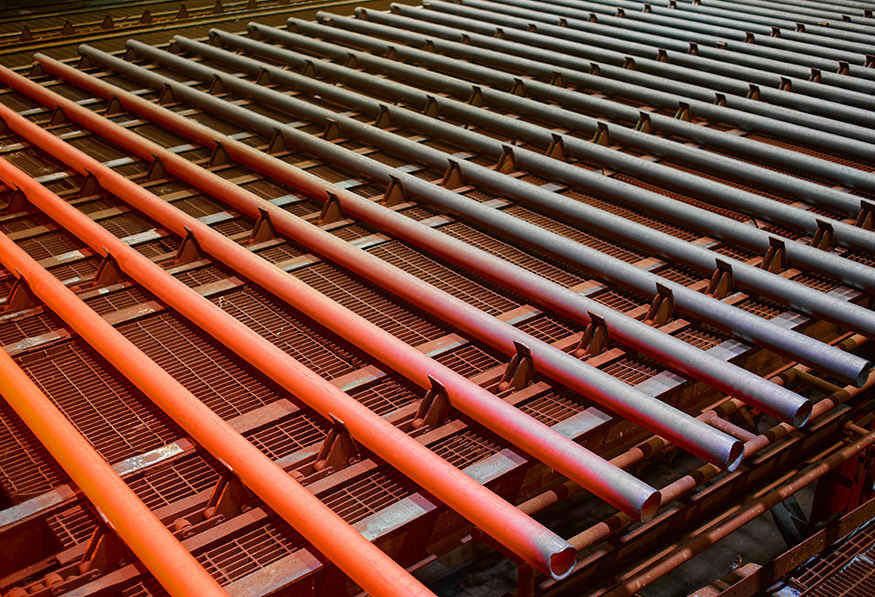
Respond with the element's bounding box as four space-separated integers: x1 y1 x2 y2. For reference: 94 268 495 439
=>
0 73 585 576
318 12 875 154
0 168 436 597
65 45 869 387
0 308 228 597
115 41 875 367
204 32 875 277
277 17 875 195
36 49 812 447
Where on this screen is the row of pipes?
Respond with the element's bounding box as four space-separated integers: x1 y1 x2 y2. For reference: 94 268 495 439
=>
0 2 873 595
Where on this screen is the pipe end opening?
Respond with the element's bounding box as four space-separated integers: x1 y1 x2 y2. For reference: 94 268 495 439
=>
725 440 744 472
639 490 662 523
549 545 577 580
792 400 813 429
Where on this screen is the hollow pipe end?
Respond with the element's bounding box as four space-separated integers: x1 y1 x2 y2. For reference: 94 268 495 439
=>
638 490 661 523
724 439 744 473
548 544 577 580
791 399 813 429
851 361 872 390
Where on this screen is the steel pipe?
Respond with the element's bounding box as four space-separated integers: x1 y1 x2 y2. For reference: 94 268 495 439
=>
67 44 871 387
342 9 875 150
277 17 875 194
254 24 875 206
0 71 590 577
0 304 228 597
0 167 437 597
118 41 875 362
207 32 875 272
34 52 802 459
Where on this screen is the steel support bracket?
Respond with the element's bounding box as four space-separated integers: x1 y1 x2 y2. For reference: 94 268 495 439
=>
93 253 124 287
249 208 277 244
468 86 484 107
810 220 835 251
105 96 124 116
208 76 225 96
855 201 875 230
157 84 175 106
837 61 850 75
203 473 254 523
675 102 692 122
79 172 102 198
5 189 31 215
255 68 272 86
323 118 342 141
174 227 205 265
267 128 286 154
344 53 358 69
382 175 407 207
746 84 760 100
510 78 526 96
498 341 536 392
318 192 345 225
706 259 735 299
635 112 653 134
656 49 668 63
375 104 392 129
314 414 360 473
412 375 451 430
550 71 566 87
645 283 675 327
145 155 168 182
574 312 610 358
496 145 517 174
4 275 38 313
78 54 94 69
78 524 130 576
422 95 440 118
761 237 787 274
441 159 465 189
810 68 822 83
385 46 399 61
208 141 230 168
592 122 611 146
546 133 567 162
301 60 317 78
48 107 68 127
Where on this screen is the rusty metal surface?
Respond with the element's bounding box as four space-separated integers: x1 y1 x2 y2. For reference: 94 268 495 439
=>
0 0 872 595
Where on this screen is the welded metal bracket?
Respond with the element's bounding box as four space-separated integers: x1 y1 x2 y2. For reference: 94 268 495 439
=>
546 133 567 161
203 474 254 523
78 524 130 576
208 141 229 168
158 84 175 105
574 312 610 358
855 201 875 230
496 145 517 174
208 75 225 96
105 95 125 117
382 175 407 207
174 227 205 265
79 172 102 198
5 189 31 215
374 104 392 129
93 253 124 287
810 220 835 251
344 53 358 69
48 107 68 127
385 46 399 61
249 208 277 244
318 192 345 225
468 86 484 107
78 54 94 69
809 68 822 83
550 71 566 87
255 68 272 85
301 60 317 77
760 237 787 274
314 414 360 473
706 259 735 299
675 102 692 122
4 275 38 312
746 84 760 100
145 155 168 181
592 122 611 146
645 283 675 327
498 341 535 392
510 78 526 96
441 159 465 189
267 128 286 154
323 118 342 141
412 376 451 430
422 95 440 118
635 112 653 134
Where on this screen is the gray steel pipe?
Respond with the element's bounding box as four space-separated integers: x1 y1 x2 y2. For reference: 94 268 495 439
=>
206 31 875 275
260 21 875 201
63 47 749 476
345 9 875 150
394 2 875 119
83 42 869 388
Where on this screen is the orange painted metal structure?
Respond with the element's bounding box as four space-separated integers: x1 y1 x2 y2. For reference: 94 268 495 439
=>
0 322 228 597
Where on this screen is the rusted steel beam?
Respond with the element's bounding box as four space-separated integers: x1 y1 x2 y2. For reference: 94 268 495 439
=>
20 54 751 479
0 324 227 597
68 44 871 388
0 179 438 597
31 53 820 437
0 76 597 579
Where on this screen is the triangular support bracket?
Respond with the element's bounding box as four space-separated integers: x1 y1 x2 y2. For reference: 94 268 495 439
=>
146 156 168 182
208 141 229 168
374 104 392 129
317 192 345 225
79 172 102 198
855 200 875 230
495 144 517 174
93 253 124 288
313 414 360 473
323 118 342 141
468 86 484 107
546 133 567 161
248 208 277 244
760 237 787 274
574 312 610 358
4 275 38 313
49 107 68 127
592 121 611 146
635 111 653 134
5 189 31 215
382 175 407 207
412 376 451 430
645 283 675 327
441 159 464 189
810 219 834 251
267 128 286 154
706 259 734 299
77 525 129 577
174 227 204 265
203 473 253 522
498 341 535 392
105 96 125 116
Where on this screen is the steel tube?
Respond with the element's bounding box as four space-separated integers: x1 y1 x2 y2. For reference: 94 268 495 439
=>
418 0 875 104
17 55 749 481
0 170 436 597
0 310 228 597
206 32 875 270
254 24 875 204
343 10 875 150
122 41 875 358
277 18 875 194
68 44 870 387
31 56 812 469
0 73 589 577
